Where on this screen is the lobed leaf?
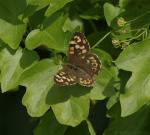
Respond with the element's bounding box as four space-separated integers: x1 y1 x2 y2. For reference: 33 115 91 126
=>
104 105 150 135
25 13 70 52
45 0 73 17
116 37 150 116
51 95 90 127
20 59 59 117
0 46 39 92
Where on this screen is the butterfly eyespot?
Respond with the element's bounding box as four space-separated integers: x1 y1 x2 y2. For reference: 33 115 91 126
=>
92 63 98 67
92 68 97 72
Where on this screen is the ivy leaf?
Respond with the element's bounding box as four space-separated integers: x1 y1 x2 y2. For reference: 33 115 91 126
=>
20 59 59 117
0 46 39 92
51 95 90 127
45 0 73 17
103 3 121 26
25 13 70 52
0 0 27 49
80 6 102 20
116 38 150 116
104 105 150 135
63 17 83 32
24 0 50 17
34 110 67 135
0 0 51 49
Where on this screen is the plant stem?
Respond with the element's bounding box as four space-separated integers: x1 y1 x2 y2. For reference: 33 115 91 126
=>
92 31 111 48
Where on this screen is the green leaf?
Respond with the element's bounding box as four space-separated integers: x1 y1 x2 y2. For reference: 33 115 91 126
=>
103 3 121 26
51 95 90 127
86 120 96 135
24 0 50 17
80 6 102 20
34 110 67 135
45 0 73 17
46 81 91 127
0 47 39 92
20 59 59 117
63 17 83 32
104 105 150 135
25 13 70 52
122 0 150 30
0 0 27 49
116 38 150 116
106 92 119 110
90 49 118 100
65 120 95 135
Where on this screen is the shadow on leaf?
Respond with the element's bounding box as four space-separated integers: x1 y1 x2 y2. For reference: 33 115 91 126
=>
46 84 91 105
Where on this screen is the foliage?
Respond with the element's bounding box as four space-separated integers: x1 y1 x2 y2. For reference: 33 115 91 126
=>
0 0 150 134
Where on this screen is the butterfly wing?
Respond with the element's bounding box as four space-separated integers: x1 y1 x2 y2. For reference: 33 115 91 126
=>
54 64 94 87
80 53 101 76
76 68 94 87
54 65 77 86
67 32 90 64
54 32 101 87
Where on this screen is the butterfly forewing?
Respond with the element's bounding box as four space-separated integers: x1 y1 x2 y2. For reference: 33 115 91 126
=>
67 32 90 64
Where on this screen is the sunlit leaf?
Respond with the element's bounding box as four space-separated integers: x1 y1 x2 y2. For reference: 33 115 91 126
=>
116 38 150 116
20 59 59 117
0 46 39 92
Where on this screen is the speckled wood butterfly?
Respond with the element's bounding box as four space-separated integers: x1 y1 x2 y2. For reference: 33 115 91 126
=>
54 32 101 87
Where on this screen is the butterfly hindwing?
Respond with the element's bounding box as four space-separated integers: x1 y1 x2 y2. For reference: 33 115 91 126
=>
81 53 101 76
54 65 77 86
76 68 94 87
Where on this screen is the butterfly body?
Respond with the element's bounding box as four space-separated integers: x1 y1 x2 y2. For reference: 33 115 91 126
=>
54 32 101 87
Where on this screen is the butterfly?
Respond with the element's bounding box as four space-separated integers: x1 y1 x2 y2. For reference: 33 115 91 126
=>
54 32 101 87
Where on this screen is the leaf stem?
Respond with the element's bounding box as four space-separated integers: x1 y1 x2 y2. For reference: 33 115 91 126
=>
92 31 111 48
